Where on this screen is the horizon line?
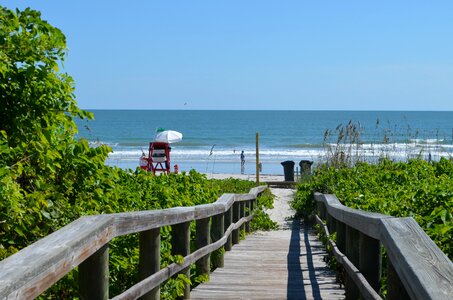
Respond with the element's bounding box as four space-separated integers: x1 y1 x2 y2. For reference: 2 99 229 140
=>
80 108 453 112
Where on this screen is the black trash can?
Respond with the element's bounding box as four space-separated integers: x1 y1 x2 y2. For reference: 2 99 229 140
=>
281 161 295 181
299 160 313 177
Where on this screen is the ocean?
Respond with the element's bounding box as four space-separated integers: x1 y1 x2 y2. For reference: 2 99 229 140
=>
75 110 453 175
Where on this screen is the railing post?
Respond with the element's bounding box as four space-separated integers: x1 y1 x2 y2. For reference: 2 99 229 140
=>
171 222 190 299
245 200 251 233
387 258 410 300
139 228 160 300
224 208 233 251
359 232 381 293
211 213 225 268
317 201 326 220
79 244 109 300
240 201 246 236
327 213 336 234
336 220 346 253
196 217 211 277
345 225 360 299
232 202 240 245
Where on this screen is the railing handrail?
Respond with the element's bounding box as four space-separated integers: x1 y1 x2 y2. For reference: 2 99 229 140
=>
315 192 453 300
0 185 266 299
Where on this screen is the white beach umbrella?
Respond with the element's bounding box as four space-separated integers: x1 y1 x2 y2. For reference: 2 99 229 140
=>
155 130 183 143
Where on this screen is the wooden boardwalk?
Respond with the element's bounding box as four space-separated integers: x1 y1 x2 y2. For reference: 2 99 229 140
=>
191 219 345 300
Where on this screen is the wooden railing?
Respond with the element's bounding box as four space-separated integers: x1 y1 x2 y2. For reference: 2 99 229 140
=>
314 193 453 300
0 186 266 299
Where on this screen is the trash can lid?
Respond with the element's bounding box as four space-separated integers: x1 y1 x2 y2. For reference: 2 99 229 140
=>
281 160 295 166
299 160 313 165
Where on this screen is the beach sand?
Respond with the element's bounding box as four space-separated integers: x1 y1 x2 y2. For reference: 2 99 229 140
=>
205 173 295 229
205 173 285 182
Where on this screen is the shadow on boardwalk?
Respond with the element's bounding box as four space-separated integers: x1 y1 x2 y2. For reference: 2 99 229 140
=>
191 218 344 300
287 219 324 300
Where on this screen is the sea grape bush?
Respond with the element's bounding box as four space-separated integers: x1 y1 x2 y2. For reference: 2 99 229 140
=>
293 158 453 259
206 178 277 230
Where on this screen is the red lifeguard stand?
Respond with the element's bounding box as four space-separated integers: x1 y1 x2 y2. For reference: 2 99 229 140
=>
148 142 171 174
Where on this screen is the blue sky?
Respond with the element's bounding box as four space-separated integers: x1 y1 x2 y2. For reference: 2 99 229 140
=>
3 1 453 110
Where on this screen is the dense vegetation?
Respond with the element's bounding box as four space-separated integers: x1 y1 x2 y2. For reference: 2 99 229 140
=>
293 158 453 260
0 6 275 299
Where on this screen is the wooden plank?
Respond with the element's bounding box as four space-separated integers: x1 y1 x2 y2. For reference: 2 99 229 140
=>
114 193 249 237
380 217 453 300
113 188 265 237
315 215 381 300
315 192 453 300
315 193 392 239
345 224 360 299
224 207 233 251
244 200 251 233
232 202 240 245
191 222 345 300
79 244 109 300
387 258 410 300
263 181 297 188
0 215 113 299
171 221 191 299
112 216 245 300
210 213 224 268
139 228 160 300
195 218 211 276
359 232 381 293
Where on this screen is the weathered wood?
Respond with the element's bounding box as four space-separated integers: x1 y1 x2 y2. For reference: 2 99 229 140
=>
244 200 251 233
0 186 266 299
345 224 360 299
315 216 381 300
114 207 196 237
263 181 297 188
387 258 410 300
256 132 260 185
191 221 345 300
315 193 392 239
0 215 113 299
113 189 265 238
112 215 250 300
239 201 246 236
237 193 256 201
171 221 191 299
380 217 453 300
79 244 109 300
139 228 160 300
327 213 335 233
232 202 241 245
336 220 346 253
315 193 453 300
317 201 326 220
359 232 381 293
248 185 266 197
196 218 210 277
210 213 224 268
248 198 254 214
224 207 233 251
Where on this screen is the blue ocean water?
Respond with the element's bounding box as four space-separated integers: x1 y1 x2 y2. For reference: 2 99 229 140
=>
75 110 453 174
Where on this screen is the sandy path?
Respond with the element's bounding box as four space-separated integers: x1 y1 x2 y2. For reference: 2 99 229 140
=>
205 173 296 228
267 188 296 229
206 173 285 182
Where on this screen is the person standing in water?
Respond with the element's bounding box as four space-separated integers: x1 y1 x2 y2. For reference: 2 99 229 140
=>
240 150 245 174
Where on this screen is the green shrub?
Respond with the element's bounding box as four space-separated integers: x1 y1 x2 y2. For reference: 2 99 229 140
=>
293 158 453 259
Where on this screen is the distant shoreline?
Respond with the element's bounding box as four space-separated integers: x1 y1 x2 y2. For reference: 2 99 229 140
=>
205 173 285 182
